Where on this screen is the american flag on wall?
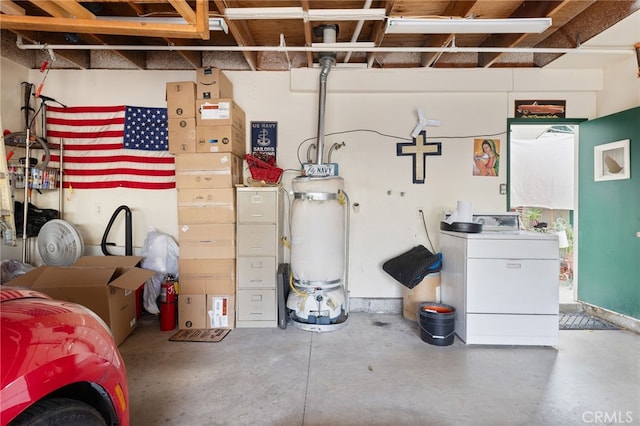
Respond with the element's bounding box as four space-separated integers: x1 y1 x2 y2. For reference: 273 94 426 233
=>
46 105 175 190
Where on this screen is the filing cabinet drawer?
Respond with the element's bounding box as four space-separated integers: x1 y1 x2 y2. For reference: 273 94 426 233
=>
237 289 276 321
237 190 277 223
237 257 276 288
237 224 276 256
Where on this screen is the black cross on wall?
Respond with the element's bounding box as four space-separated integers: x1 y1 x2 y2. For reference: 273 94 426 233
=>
396 130 442 184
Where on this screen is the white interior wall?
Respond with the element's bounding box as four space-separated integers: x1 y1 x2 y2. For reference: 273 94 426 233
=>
599 56 640 116
1 59 30 263
1 58 28 131
1 60 635 297
228 68 598 297
596 11 640 116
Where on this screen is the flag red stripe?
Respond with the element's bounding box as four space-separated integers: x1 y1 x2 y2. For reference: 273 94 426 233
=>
51 143 125 151
63 168 175 177
46 117 126 127
47 105 126 114
47 130 124 139
50 154 175 164
62 181 175 190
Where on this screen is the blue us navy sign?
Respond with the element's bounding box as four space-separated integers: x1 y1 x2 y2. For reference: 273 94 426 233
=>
251 121 277 162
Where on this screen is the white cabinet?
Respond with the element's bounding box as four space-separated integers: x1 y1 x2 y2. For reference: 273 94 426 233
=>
236 187 283 328
440 230 559 346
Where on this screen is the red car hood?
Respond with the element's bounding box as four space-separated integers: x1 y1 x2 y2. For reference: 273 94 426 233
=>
0 287 129 425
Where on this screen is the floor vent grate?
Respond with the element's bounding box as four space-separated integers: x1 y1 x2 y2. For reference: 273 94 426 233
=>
559 313 620 330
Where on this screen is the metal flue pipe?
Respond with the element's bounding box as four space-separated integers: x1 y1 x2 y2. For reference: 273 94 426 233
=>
316 56 334 164
315 25 337 165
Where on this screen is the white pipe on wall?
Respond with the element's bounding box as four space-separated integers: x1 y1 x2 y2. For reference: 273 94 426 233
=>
16 36 634 56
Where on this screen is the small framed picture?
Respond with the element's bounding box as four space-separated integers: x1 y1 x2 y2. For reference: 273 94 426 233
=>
594 139 630 181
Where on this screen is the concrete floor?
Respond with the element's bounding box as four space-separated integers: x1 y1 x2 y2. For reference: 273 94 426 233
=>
119 312 640 426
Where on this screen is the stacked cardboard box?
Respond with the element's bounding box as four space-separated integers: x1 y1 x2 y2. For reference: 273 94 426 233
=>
167 68 246 330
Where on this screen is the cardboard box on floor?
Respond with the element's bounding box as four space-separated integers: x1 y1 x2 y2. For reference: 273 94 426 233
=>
5 256 154 345
177 294 235 329
178 294 207 329
207 295 235 329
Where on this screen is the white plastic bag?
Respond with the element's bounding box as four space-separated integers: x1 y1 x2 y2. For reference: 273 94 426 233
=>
1 260 35 284
141 227 179 314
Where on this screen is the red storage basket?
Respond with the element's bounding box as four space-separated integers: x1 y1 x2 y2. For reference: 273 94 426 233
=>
245 154 283 184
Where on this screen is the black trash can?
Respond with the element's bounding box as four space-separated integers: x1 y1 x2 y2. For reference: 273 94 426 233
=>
418 302 456 346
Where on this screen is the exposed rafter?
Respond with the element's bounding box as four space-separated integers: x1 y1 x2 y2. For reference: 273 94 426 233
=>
421 1 476 67
0 0 635 71
533 0 639 67
0 1 25 16
213 0 257 71
478 1 564 68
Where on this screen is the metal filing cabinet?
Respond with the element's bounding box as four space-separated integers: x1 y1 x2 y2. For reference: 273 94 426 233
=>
236 186 283 327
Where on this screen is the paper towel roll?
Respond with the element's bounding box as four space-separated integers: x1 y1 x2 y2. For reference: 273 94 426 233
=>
444 200 473 224
457 201 473 222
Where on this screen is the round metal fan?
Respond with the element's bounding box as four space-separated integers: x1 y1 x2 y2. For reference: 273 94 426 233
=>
37 219 84 266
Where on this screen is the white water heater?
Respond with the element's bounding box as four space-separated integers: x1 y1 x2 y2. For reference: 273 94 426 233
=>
290 177 344 282
287 176 349 331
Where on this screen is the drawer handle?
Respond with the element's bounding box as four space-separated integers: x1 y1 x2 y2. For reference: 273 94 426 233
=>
250 213 264 217
251 262 263 268
249 280 263 283
251 196 263 203
251 295 263 302
506 263 522 269
251 246 264 250
249 312 264 316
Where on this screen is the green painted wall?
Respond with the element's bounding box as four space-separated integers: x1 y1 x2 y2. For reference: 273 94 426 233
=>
578 107 640 319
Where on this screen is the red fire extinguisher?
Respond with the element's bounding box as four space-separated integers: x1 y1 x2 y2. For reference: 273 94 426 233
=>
160 274 177 331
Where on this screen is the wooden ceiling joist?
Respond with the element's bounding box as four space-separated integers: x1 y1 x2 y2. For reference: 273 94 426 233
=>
301 0 314 68
0 15 208 39
533 0 640 67
19 1 147 70
478 1 565 68
213 0 257 71
12 30 92 69
165 38 202 68
421 1 477 67
0 1 25 16
37 0 97 20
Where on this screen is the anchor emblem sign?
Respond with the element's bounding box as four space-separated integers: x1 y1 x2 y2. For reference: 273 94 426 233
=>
251 121 278 162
